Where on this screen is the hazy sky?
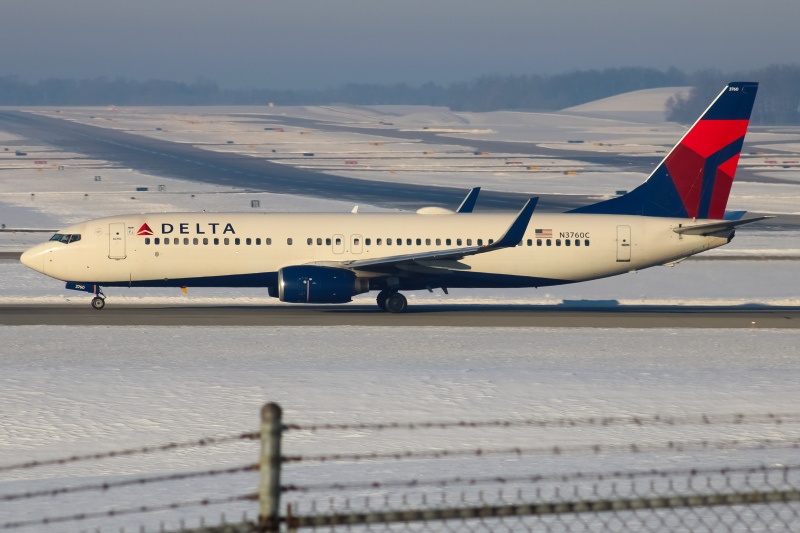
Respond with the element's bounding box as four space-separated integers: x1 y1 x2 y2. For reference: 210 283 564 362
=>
3 0 799 89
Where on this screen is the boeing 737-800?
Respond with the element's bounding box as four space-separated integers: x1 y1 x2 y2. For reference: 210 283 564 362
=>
21 82 765 313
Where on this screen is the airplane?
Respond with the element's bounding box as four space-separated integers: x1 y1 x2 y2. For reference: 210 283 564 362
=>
20 82 766 313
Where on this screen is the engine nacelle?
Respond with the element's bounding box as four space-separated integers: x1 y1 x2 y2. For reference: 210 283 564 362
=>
277 265 368 304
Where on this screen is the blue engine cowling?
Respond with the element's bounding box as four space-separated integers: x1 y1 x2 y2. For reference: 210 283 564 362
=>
278 266 368 304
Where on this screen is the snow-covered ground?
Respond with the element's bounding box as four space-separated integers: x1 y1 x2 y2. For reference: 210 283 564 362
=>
2 326 800 532
1 96 800 531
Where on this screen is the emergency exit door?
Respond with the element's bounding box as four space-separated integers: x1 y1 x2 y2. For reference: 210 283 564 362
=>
616 225 631 262
109 222 126 259
351 234 363 254
332 234 345 254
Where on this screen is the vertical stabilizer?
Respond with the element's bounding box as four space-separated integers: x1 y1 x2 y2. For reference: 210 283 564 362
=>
571 82 758 218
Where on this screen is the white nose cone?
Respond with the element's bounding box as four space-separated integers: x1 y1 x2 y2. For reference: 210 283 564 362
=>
20 244 45 273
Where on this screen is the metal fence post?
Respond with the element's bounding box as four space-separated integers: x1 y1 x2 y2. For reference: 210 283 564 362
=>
258 403 282 532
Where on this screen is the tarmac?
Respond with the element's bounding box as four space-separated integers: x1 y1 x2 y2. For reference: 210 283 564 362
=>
1 304 798 328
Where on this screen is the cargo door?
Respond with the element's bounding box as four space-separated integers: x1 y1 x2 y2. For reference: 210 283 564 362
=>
351 234 363 254
332 234 345 254
616 225 631 262
109 222 126 259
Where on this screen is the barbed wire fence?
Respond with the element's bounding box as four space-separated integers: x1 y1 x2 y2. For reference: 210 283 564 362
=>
1 404 800 532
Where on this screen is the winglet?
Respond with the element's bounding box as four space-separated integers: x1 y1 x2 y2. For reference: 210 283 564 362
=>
487 197 538 249
456 187 481 213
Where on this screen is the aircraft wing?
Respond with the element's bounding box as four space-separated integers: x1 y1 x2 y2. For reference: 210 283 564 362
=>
672 216 772 236
336 197 538 271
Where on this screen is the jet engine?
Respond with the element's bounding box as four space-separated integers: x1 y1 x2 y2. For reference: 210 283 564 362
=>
277 265 368 304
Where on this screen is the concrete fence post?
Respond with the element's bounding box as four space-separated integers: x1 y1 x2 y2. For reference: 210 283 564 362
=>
258 402 283 532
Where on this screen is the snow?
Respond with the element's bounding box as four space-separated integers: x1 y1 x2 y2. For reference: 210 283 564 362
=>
1 326 800 531
562 87 692 114
1 103 800 531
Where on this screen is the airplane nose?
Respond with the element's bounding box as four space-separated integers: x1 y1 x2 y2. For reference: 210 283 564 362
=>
20 244 45 274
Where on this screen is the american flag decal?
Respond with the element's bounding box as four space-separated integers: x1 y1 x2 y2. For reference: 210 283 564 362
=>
535 228 552 238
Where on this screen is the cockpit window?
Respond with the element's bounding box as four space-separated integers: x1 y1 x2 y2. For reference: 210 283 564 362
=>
49 233 81 244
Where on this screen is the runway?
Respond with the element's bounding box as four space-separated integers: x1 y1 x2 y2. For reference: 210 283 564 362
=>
0 110 591 212
0 110 797 228
1 304 798 328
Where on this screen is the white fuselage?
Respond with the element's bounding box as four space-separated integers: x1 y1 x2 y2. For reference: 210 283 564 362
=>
21 212 730 292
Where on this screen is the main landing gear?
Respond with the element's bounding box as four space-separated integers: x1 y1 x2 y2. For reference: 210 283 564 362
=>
376 290 408 313
91 288 106 310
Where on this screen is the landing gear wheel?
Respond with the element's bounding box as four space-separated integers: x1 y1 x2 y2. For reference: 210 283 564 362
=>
91 296 105 310
376 290 390 311
385 293 408 314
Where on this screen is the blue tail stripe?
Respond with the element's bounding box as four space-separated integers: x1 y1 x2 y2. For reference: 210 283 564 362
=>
697 136 745 219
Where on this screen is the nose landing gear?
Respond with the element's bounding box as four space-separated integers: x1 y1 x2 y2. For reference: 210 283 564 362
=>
91 287 106 310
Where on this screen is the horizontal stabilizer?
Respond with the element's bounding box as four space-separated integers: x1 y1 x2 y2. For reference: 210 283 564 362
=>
673 216 772 236
723 211 747 221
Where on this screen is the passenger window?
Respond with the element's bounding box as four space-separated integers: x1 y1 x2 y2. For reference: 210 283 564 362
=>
489 239 494 244
266 238 272 245
326 238 331 245
246 238 251 245
235 238 240 245
477 239 483 246
447 239 452 245
155 238 160 245
224 238 230 245
556 239 561 246
456 239 461 246
397 238 402 246
416 238 421 245
193 238 199 245
203 238 209 245
145 238 150 245
256 238 261 245
365 238 371 245
585 239 590 246
214 238 219 245
436 238 441 245
407 239 412 245
287 238 293 245
425 238 431 245
317 238 322 245
387 238 392 245
546 239 551 246
307 238 312 245
164 238 170 245
566 239 571 246
527 239 532 246
377 238 382 245
537 239 542 246
466 239 472 246
575 239 580 247
183 238 189 245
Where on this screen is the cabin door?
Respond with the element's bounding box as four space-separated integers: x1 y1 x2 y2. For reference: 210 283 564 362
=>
109 222 127 259
616 225 631 262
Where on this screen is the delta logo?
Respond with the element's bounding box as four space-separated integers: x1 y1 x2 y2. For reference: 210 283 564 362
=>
137 223 154 236
136 222 236 235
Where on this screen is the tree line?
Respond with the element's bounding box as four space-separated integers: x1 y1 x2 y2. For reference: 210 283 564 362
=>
665 65 800 125
0 65 796 124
